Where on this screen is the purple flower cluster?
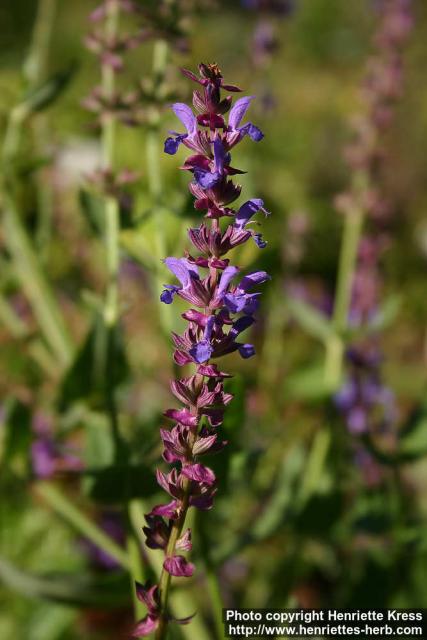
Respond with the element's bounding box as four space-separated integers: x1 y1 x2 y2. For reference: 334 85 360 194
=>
134 63 269 637
335 347 396 436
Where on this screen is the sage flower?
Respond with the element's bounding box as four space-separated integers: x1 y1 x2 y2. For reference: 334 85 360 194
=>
134 63 270 637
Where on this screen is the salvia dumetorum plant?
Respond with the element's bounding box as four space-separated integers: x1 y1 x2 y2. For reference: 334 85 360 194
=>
132 62 270 637
3 1 427 637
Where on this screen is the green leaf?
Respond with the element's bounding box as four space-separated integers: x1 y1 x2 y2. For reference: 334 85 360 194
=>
84 412 115 469
0 556 129 608
58 314 129 410
369 295 402 332
83 464 158 504
1 400 32 468
286 297 333 342
398 417 427 461
252 446 306 540
23 62 77 114
79 189 104 236
285 362 339 399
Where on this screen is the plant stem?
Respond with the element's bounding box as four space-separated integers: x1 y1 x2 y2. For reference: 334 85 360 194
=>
155 478 193 640
97 3 147 618
24 0 58 260
24 0 57 85
35 482 131 570
102 0 120 328
146 39 173 335
324 181 365 389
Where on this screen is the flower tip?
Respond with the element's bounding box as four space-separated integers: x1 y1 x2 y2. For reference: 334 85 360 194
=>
239 344 256 359
160 290 173 304
164 137 179 155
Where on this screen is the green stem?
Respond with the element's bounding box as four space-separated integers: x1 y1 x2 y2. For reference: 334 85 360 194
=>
146 39 173 335
324 199 364 389
101 0 120 328
24 0 57 84
35 482 131 570
97 3 146 617
25 0 57 258
104 197 120 327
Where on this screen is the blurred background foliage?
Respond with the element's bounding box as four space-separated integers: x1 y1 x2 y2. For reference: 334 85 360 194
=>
1 0 427 638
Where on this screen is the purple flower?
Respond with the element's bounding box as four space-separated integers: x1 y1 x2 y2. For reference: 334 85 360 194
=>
234 198 270 248
335 346 397 437
181 463 216 486
31 413 82 479
133 583 161 637
223 271 270 314
160 258 200 304
176 528 192 551
163 555 195 578
189 315 216 363
143 514 170 550
31 440 57 478
193 138 228 189
164 103 198 155
228 96 264 141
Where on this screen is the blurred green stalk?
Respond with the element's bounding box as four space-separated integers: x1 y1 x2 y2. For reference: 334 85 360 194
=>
96 1 146 620
146 38 173 335
324 173 367 389
24 0 57 260
101 0 120 328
